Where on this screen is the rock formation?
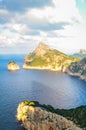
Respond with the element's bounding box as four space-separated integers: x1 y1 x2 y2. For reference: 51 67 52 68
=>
67 58 86 80
8 61 20 71
16 101 81 130
23 42 78 72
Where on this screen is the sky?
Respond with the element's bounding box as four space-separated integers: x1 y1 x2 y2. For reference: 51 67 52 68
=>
0 0 86 54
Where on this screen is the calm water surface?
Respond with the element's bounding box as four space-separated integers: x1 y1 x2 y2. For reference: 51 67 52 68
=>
0 54 86 130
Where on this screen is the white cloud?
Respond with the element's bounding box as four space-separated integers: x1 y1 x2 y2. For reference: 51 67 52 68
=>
14 0 83 25
0 29 25 47
4 23 29 34
0 0 86 53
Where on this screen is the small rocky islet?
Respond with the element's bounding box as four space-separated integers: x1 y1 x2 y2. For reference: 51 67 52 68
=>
7 61 20 71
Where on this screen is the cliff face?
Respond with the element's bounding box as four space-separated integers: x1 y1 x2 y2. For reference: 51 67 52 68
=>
67 58 86 80
16 101 81 130
23 42 77 72
8 61 20 71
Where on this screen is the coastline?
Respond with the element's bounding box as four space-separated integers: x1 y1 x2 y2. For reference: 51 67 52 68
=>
67 69 86 81
23 64 86 81
23 64 64 72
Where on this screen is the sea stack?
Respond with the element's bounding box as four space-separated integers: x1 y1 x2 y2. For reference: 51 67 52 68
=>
8 61 20 71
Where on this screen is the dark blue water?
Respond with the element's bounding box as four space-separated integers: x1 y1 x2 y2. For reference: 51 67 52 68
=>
0 54 86 130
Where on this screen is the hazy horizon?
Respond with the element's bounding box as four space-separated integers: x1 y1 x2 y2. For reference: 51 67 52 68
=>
0 42 85 55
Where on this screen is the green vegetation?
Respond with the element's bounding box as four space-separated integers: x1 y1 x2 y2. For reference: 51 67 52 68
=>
24 101 86 129
26 56 48 67
24 100 35 106
24 43 79 70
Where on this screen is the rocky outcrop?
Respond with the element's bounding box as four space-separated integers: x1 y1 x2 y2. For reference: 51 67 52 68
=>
8 61 20 71
16 101 81 130
67 58 86 80
23 42 78 72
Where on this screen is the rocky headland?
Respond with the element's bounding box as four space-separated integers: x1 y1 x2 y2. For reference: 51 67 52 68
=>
23 42 78 72
8 61 20 71
67 58 86 80
16 101 81 130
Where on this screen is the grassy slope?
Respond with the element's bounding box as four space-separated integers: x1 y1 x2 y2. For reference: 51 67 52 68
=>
25 48 78 68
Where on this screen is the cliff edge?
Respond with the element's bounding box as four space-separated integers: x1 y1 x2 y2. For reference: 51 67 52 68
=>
67 58 86 80
16 101 81 130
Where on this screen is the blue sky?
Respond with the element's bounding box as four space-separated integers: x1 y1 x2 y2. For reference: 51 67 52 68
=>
0 0 86 54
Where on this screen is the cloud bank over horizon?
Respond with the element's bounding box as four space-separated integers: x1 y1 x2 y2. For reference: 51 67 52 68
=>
0 0 86 54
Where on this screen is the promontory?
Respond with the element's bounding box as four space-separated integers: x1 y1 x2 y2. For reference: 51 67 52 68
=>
23 42 78 72
67 58 86 80
16 101 82 130
8 61 20 71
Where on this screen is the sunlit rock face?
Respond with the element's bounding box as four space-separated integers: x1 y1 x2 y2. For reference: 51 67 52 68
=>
8 61 20 71
23 42 78 72
16 101 81 130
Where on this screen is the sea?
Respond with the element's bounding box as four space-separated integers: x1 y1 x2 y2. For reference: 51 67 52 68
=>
0 54 86 130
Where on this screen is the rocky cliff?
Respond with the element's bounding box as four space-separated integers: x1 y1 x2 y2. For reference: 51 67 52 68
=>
16 101 81 130
8 61 20 71
67 58 86 80
23 42 78 72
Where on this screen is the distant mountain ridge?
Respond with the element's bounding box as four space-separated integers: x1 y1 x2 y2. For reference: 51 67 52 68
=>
72 49 86 58
23 42 78 72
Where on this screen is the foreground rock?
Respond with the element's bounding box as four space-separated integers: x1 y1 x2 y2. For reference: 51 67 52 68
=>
23 42 78 72
16 101 81 130
67 58 86 81
8 61 20 71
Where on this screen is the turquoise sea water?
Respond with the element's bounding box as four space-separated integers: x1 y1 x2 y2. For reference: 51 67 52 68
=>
0 54 86 130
